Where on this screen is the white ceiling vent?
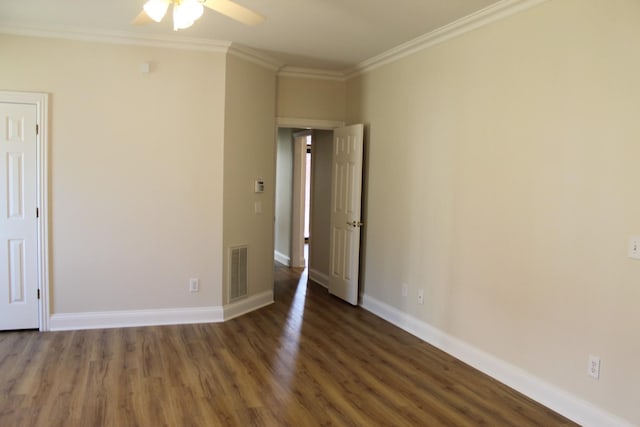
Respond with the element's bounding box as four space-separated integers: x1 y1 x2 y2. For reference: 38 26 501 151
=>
229 245 248 302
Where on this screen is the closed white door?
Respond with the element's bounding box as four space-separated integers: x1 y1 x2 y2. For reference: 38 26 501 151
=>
328 124 364 305
0 102 39 330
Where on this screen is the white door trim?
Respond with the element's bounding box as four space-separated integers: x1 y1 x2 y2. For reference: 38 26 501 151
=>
290 130 310 268
276 117 345 130
0 91 50 331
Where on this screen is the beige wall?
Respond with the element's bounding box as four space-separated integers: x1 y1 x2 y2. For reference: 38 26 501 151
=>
4 1 637 421
223 54 277 303
277 76 346 121
275 128 293 263
309 129 332 279
346 0 640 423
0 35 227 311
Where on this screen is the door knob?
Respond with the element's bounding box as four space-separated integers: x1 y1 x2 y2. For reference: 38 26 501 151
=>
346 221 364 227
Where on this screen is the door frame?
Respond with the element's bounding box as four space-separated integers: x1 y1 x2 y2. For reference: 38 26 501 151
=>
1 91 50 331
290 130 311 268
275 117 344 271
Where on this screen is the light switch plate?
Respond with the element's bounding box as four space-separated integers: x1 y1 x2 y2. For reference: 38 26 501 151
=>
189 278 199 293
588 355 600 379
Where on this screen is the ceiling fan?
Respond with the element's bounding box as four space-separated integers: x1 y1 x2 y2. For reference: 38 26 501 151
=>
133 0 265 31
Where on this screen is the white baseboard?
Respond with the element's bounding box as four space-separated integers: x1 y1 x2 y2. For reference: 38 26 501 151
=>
360 294 633 427
274 250 290 266
48 290 275 331
49 306 224 331
224 290 274 321
308 268 329 288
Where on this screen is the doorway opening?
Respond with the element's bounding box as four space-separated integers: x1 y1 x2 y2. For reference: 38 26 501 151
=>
274 124 337 288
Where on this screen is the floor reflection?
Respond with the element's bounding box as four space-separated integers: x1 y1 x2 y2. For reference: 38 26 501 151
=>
269 247 308 403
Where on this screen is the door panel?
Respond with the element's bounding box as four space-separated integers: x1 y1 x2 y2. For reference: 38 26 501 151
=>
328 124 364 305
0 102 39 330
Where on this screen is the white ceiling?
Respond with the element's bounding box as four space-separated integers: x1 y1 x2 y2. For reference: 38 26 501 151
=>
0 0 500 70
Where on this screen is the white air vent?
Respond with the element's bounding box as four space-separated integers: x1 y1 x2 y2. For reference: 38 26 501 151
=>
229 245 248 301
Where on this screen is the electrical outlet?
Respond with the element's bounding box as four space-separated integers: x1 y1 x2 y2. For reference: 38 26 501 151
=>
189 278 200 293
588 355 600 379
402 283 408 297
628 236 640 260
418 289 424 304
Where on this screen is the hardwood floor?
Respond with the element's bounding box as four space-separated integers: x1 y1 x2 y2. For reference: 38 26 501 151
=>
0 264 576 427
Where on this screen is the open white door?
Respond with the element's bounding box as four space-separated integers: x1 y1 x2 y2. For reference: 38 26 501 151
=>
328 124 364 305
0 102 39 330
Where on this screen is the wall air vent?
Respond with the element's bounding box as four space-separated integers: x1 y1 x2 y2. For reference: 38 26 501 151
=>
229 245 248 301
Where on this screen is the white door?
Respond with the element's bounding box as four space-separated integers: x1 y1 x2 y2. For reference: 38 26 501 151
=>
0 102 39 330
328 124 364 305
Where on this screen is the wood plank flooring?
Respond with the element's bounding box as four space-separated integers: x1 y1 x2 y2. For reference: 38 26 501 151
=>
0 264 576 426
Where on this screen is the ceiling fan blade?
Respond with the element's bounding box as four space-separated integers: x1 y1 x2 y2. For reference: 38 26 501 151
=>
131 10 154 25
202 0 265 26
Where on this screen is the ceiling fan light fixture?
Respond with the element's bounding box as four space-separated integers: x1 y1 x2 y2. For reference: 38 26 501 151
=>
172 0 204 31
133 0 263 30
181 0 205 21
143 0 170 22
173 4 193 30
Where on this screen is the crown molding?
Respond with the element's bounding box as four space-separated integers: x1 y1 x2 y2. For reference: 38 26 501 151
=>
345 0 550 79
0 0 549 78
0 22 231 53
278 66 345 82
228 43 283 72
0 22 284 70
